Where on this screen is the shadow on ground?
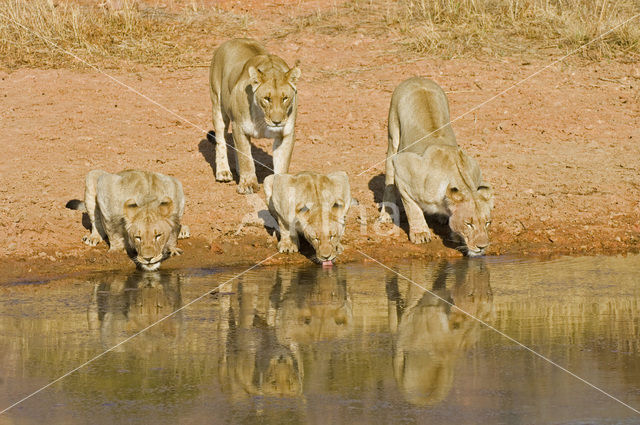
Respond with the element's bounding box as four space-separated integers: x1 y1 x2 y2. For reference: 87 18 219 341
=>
199 130 274 185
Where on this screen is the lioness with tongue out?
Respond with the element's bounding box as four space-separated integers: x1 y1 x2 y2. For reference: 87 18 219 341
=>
264 171 351 265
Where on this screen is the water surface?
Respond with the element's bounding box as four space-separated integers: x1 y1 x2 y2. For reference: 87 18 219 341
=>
1 255 639 424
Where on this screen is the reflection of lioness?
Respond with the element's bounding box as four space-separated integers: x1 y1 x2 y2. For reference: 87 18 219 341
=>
209 38 301 194
66 170 189 271
387 259 492 406
264 171 351 264
379 77 493 256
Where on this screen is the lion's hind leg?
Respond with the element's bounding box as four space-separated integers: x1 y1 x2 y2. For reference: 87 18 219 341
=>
83 170 108 247
379 120 400 223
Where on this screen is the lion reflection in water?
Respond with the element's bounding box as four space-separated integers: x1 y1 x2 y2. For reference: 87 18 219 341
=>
87 271 183 353
387 258 492 405
214 266 353 401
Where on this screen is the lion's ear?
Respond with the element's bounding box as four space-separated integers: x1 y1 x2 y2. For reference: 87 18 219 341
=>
286 64 301 88
446 186 465 203
158 197 174 218
248 66 264 88
477 184 494 207
123 199 138 221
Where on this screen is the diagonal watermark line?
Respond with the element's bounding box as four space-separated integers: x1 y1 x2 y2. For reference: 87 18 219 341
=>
0 252 279 415
0 11 275 174
357 249 640 415
357 12 640 177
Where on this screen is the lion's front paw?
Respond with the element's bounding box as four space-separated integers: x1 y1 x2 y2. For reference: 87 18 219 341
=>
107 241 125 252
82 233 102 247
169 247 183 257
216 169 233 182
409 229 432 244
237 175 259 194
377 211 393 224
178 224 190 239
278 238 299 253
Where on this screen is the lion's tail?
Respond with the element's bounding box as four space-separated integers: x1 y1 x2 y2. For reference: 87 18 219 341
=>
65 199 86 211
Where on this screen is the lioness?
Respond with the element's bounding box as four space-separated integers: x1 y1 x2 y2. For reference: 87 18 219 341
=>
209 38 301 194
66 169 190 271
264 171 351 264
379 77 493 256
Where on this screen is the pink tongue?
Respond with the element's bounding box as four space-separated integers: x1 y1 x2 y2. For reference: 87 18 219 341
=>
322 260 333 267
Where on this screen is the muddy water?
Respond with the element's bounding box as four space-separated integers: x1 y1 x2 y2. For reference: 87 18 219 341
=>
1 256 639 424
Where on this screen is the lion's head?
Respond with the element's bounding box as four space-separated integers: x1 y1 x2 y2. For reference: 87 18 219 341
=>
248 58 300 129
123 198 177 271
297 198 349 263
446 184 493 257
294 173 350 263
275 267 353 345
265 171 351 264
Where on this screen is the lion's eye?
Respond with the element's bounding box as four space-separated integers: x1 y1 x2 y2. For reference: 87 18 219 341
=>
330 234 336 240
282 96 288 103
135 236 142 242
264 96 271 103
155 234 162 241
485 221 491 227
465 222 474 229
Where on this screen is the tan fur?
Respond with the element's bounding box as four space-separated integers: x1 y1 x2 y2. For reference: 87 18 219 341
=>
263 171 351 263
273 266 353 346
214 274 303 400
379 77 494 256
209 38 301 194
87 271 183 353
388 259 492 405
68 169 189 271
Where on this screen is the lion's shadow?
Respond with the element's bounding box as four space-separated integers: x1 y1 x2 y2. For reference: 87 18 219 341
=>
367 173 464 252
199 130 274 184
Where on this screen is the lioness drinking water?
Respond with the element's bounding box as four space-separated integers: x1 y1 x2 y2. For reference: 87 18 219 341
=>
264 171 351 265
379 77 494 256
66 169 189 270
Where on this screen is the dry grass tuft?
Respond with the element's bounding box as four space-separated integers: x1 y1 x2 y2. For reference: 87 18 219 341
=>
0 0 251 68
275 0 640 59
394 0 640 58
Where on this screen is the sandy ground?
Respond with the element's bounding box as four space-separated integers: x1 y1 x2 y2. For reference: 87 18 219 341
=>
1 1 639 284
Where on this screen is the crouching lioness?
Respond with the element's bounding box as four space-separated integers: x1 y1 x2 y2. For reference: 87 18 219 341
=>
209 38 301 194
264 171 351 264
379 77 494 256
66 170 190 270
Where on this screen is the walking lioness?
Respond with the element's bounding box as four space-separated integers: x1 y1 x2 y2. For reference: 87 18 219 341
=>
66 170 189 270
209 38 301 194
379 77 493 256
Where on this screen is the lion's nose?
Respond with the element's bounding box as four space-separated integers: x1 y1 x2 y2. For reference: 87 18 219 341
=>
143 256 154 262
476 244 488 251
272 119 282 126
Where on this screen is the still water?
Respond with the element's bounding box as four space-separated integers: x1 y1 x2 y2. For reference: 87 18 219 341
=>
1 255 639 424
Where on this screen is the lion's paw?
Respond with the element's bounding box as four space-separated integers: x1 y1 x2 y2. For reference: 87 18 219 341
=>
409 230 432 244
82 233 102 247
169 247 183 257
107 242 125 252
377 211 393 224
237 176 260 194
178 224 190 239
278 239 299 254
216 169 233 182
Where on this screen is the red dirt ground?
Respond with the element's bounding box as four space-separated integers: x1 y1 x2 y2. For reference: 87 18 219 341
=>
1 1 639 284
